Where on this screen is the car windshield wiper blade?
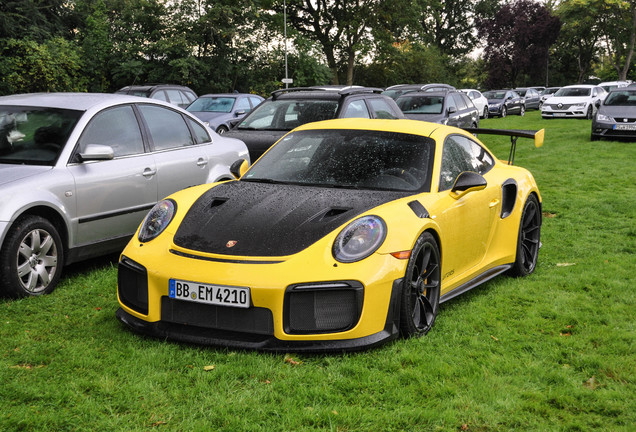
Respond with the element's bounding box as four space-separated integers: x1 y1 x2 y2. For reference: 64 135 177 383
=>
241 178 292 185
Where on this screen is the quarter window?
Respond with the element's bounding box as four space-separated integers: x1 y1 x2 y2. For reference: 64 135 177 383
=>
368 98 400 119
342 100 371 118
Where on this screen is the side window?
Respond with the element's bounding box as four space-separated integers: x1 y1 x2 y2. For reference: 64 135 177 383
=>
445 95 457 112
186 117 212 144
342 99 371 118
453 93 468 110
249 97 263 108
78 105 144 157
183 90 197 104
439 135 494 191
235 97 251 112
368 98 399 119
461 93 474 108
138 105 194 151
151 91 168 102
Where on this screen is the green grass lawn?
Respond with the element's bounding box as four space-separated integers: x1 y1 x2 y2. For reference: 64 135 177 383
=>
1 111 635 431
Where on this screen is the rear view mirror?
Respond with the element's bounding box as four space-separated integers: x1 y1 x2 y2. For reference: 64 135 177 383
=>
450 171 487 199
79 144 114 161
230 159 250 179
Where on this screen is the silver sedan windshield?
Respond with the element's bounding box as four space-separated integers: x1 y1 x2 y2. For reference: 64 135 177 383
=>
0 107 82 165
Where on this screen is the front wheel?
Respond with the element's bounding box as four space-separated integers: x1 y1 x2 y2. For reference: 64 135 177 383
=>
509 195 541 277
519 105 525 116
216 125 229 135
586 105 594 120
399 232 441 337
0 215 64 297
501 106 507 118
482 107 489 119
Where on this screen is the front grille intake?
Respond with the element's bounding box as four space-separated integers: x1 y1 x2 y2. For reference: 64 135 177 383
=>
118 256 149 315
284 281 364 334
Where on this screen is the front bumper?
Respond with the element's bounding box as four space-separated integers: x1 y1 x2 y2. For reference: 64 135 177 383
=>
591 121 636 140
541 105 589 118
116 238 407 352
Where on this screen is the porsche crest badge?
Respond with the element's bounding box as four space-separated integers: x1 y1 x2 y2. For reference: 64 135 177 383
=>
226 240 238 248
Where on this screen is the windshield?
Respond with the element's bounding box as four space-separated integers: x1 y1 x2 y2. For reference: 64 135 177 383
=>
604 90 636 106
516 89 528 96
187 96 236 113
396 95 444 114
238 99 338 131
554 87 591 97
0 106 82 165
483 91 507 99
243 129 435 192
116 90 151 98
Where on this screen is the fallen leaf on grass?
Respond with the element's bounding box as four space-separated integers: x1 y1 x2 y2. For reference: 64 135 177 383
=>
284 356 301 366
490 335 499 341
584 376 598 389
560 332 571 337
150 421 167 427
556 263 576 267
203 365 216 371
461 424 470 431
542 212 557 218
263 379 271 384
10 364 45 370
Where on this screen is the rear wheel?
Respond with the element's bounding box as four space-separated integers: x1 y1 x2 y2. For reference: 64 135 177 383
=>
509 195 541 277
399 232 441 337
216 125 229 135
482 107 489 119
501 106 507 118
0 215 64 297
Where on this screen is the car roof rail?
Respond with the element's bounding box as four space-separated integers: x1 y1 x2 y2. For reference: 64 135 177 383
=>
271 86 383 100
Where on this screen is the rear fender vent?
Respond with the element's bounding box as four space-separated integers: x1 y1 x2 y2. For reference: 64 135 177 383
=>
501 179 518 219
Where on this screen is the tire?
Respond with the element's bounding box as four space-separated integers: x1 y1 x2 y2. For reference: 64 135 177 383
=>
0 215 64 297
519 105 525 116
482 107 489 119
399 232 441 337
585 105 593 120
216 125 229 135
501 106 507 118
509 195 541 277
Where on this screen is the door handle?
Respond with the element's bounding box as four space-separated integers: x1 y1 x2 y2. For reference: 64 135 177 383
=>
489 199 500 208
197 158 208 167
142 168 157 177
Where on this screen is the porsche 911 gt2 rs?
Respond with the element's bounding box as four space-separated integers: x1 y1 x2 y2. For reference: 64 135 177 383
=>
116 118 544 352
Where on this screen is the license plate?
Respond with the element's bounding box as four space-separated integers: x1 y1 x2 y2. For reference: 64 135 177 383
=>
614 124 636 131
553 113 566 117
169 279 250 308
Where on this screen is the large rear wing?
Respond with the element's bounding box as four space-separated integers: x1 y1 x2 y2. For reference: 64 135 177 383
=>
462 127 544 165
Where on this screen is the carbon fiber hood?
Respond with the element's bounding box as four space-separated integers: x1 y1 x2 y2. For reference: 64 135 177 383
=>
173 181 409 257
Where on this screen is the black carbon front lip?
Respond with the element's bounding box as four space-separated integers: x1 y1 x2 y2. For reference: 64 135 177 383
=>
115 279 403 353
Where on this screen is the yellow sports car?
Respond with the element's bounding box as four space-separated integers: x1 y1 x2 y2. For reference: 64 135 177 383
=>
116 118 543 351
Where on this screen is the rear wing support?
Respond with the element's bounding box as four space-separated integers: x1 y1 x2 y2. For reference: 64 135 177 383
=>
462 128 544 165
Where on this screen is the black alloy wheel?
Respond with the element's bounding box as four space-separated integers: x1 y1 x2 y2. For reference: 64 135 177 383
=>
0 215 64 297
509 195 541 277
399 232 441 337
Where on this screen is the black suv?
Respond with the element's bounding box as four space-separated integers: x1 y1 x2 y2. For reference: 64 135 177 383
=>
116 84 197 109
224 87 404 161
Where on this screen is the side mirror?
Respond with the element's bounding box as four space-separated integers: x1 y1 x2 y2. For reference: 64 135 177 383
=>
234 110 246 117
230 159 249 179
447 106 457 114
450 171 487 199
228 118 241 128
595 100 601 108
78 144 114 161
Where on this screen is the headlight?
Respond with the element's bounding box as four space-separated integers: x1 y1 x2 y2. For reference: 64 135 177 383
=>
596 113 613 122
572 103 586 108
333 215 386 263
138 199 177 242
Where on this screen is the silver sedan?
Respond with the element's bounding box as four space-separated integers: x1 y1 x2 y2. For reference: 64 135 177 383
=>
0 93 249 297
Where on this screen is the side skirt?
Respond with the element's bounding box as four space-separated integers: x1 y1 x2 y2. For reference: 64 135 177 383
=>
440 264 512 304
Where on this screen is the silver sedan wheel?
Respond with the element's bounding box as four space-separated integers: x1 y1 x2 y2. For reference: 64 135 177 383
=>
17 227 59 294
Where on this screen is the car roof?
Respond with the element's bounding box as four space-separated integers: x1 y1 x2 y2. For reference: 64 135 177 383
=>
562 84 597 88
0 92 151 110
198 93 261 98
118 84 194 91
270 87 383 101
290 117 457 140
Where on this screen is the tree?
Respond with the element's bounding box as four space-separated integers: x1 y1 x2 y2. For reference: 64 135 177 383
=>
595 0 636 80
477 0 561 88
275 0 382 85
